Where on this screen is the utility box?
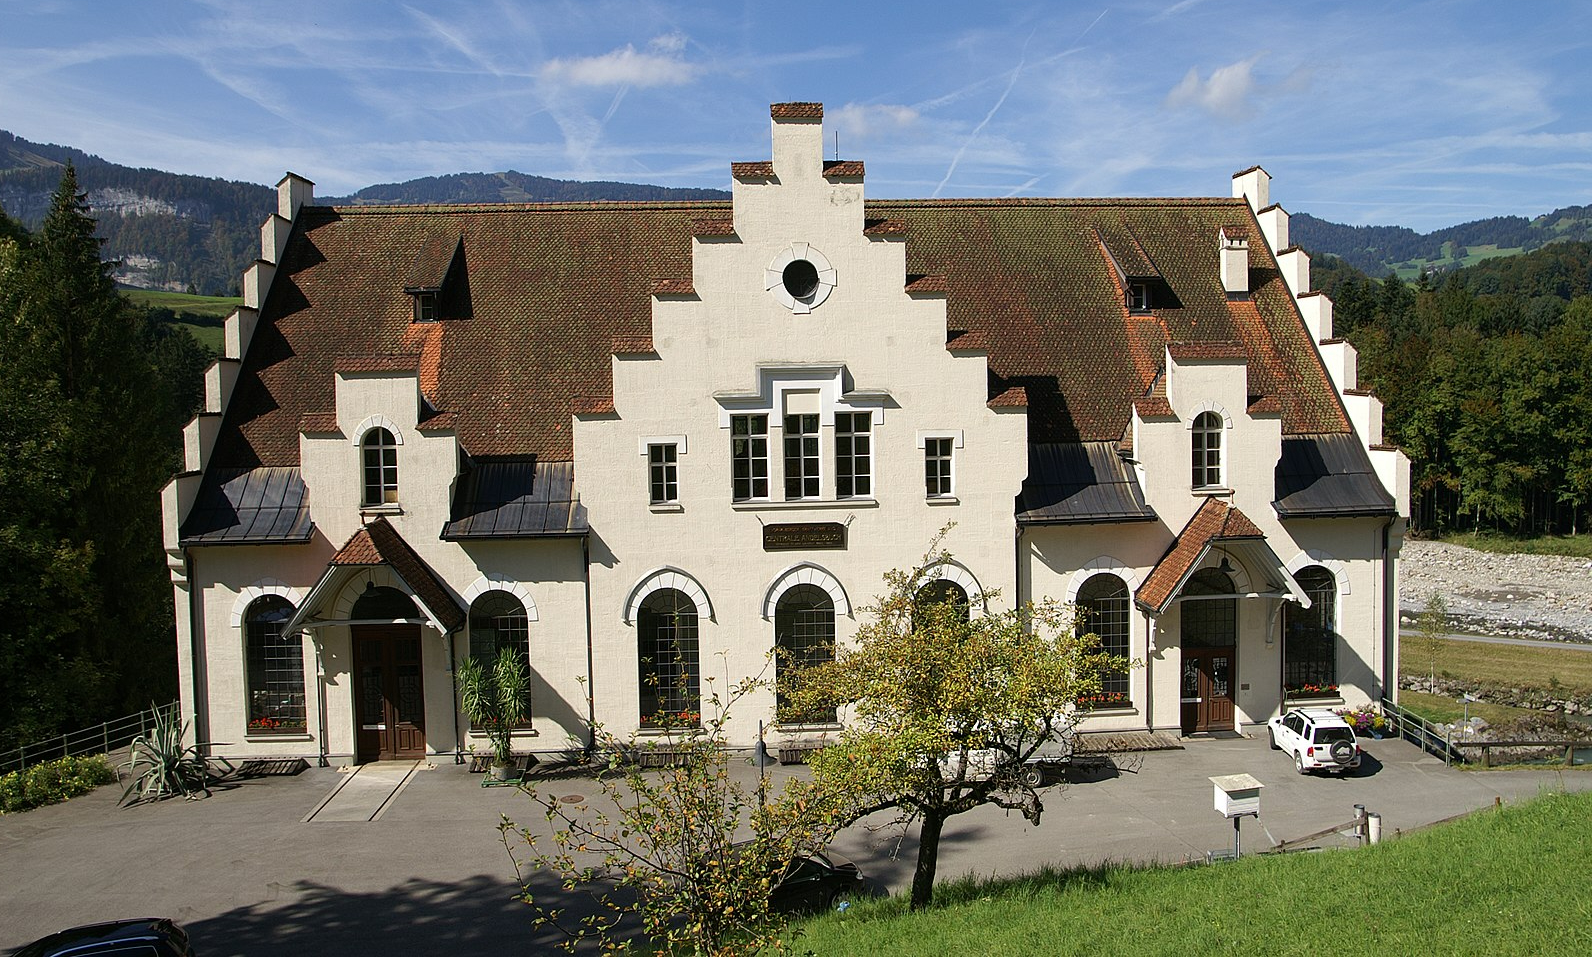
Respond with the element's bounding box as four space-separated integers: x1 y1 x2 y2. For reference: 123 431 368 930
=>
1210 773 1264 819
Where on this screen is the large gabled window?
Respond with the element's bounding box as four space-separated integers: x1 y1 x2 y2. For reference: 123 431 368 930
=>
1077 574 1130 707
775 584 836 724
469 590 532 728
245 596 306 734
638 589 701 727
1284 566 1338 698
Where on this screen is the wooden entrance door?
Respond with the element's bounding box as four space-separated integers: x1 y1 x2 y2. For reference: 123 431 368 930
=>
1180 648 1236 733
353 624 427 762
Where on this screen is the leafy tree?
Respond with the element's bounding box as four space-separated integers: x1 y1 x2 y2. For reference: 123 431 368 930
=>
501 669 842 955
1415 594 1449 689
784 537 1127 910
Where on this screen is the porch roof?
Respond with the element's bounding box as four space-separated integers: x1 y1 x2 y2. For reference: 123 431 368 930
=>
286 517 466 634
1135 498 1307 615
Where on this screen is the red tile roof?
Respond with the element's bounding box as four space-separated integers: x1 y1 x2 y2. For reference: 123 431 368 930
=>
731 162 774 179
772 102 823 119
572 396 616 415
299 412 339 434
327 519 466 630
1136 498 1266 613
651 278 695 296
611 335 656 355
1169 340 1246 362
823 160 865 178
946 330 990 352
864 218 907 237
213 195 1349 469
692 218 735 236
988 386 1028 408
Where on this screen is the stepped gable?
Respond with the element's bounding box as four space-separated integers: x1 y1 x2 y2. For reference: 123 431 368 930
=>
870 199 1349 444
213 196 1348 469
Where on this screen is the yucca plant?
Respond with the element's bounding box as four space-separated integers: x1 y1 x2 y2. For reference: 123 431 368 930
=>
459 648 530 775
121 704 233 805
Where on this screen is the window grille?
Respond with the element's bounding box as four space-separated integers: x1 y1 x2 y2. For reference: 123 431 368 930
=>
1191 412 1223 488
784 413 820 499
245 596 306 734
731 415 769 501
469 590 532 727
1284 566 1338 694
776 584 836 723
637 589 700 726
835 412 871 498
924 437 954 497
648 443 678 504
1078 574 1130 703
362 427 399 505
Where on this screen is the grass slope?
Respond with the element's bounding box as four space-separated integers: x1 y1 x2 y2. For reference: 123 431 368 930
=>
792 791 1592 956
122 288 242 318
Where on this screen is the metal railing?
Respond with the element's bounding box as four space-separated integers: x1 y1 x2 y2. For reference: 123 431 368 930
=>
1447 738 1590 768
0 701 179 775
1380 697 1464 765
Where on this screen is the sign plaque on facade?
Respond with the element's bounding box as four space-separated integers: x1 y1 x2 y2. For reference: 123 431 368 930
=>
762 522 846 552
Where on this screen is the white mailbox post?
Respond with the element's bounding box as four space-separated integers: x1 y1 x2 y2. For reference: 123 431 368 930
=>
1210 773 1264 859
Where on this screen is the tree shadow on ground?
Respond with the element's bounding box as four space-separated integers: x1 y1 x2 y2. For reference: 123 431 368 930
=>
187 871 638 957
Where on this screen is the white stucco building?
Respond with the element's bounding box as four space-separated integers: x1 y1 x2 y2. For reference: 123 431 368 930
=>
162 103 1408 766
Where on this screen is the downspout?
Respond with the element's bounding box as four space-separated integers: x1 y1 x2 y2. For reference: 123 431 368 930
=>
447 627 463 764
581 534 598 756
1143 612 1155 734
313 632 329 768
1013 523 1025 611
185 550 208 754
1379 516 1396 704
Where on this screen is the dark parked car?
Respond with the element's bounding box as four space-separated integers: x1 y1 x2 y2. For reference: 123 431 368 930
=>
770 850 865 913
13 919 195 957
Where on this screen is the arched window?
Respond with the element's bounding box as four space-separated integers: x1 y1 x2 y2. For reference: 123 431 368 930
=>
469 590 531 726
776 584 836 724
245 596 306 734
912 579 970 629
1077 574 1130 706
637 589 700 727
1191 411 1223 489
1284 566 1338 697
362 427 399 505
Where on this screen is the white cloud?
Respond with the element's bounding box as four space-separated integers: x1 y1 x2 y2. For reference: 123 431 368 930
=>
1164 54 1264 122
541 39 698 88
832 103 920 141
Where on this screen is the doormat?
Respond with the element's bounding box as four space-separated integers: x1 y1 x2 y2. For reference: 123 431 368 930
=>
236 757 310 777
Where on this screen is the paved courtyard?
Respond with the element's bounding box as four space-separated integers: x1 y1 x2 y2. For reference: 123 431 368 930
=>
2 735 1586 955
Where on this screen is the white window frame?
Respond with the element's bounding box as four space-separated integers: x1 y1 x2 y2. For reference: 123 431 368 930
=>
360 426 399 506
1191 410 1225 490
834 411 872 499
917 430 963 500
783 412 821 500
730 414 769 501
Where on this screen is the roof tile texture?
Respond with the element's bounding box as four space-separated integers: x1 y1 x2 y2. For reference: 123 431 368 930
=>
772 102 823 119
214 196 1348 468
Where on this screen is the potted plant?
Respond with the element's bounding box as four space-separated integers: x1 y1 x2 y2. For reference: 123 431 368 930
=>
459 648 530 781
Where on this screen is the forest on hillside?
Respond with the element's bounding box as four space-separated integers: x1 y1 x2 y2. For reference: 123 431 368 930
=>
1316 242 1592 536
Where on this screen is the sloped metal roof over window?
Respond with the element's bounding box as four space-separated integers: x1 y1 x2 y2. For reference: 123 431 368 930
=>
1273 434 1396 518
1017 442 1156 525
179 467 314 545
442 459 588 539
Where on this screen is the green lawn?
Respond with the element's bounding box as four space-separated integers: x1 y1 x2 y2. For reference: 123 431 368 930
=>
121 288 242 318
1436 530 1592 559
790 790 1592 956
1398 635 1592 698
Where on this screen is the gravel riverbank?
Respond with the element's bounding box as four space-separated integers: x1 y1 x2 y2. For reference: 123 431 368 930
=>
1399 539 1592 645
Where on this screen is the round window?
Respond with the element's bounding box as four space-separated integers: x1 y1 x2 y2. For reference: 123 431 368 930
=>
782 259 821 300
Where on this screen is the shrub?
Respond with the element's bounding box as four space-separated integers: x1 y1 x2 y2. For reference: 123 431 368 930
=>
0 755 118 814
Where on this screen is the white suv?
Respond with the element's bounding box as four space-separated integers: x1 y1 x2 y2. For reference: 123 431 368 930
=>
1268 707 1362 774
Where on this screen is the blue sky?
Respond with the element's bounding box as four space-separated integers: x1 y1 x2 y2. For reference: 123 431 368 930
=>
3 0 1590 231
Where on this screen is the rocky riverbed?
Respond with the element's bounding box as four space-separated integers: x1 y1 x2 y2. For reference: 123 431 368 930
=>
1399 539 1592 645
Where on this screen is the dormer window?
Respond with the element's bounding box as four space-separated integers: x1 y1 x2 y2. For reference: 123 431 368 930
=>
413 292 437 323
1128 282 1152 313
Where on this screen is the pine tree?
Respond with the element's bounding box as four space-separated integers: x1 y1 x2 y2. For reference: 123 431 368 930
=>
0 165 179 750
